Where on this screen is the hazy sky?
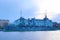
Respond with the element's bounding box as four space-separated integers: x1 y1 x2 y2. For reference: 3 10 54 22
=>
0 0 60 23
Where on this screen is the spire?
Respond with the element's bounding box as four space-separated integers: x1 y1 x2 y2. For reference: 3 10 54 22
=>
45 10 47 18
20 1 23 18
20 8 22 18
44 10 48 20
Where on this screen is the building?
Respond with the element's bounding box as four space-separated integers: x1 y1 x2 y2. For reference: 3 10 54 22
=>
14 14 53 27
0 20 9 27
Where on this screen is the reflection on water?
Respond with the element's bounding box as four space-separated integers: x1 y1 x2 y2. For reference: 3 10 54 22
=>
0 31 60 40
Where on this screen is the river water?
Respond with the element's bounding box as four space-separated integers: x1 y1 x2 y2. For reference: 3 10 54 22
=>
0 31 60 40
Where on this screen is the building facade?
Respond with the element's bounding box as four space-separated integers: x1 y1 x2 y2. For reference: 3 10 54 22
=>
14 15 53 27
0 20 9 27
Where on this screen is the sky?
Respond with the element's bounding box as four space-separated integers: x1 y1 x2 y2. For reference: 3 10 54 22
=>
0 0 60 23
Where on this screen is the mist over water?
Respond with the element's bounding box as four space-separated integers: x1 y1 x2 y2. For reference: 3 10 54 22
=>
0 31 60 40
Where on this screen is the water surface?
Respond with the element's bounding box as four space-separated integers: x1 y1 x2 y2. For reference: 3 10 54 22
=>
0 31 60 40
